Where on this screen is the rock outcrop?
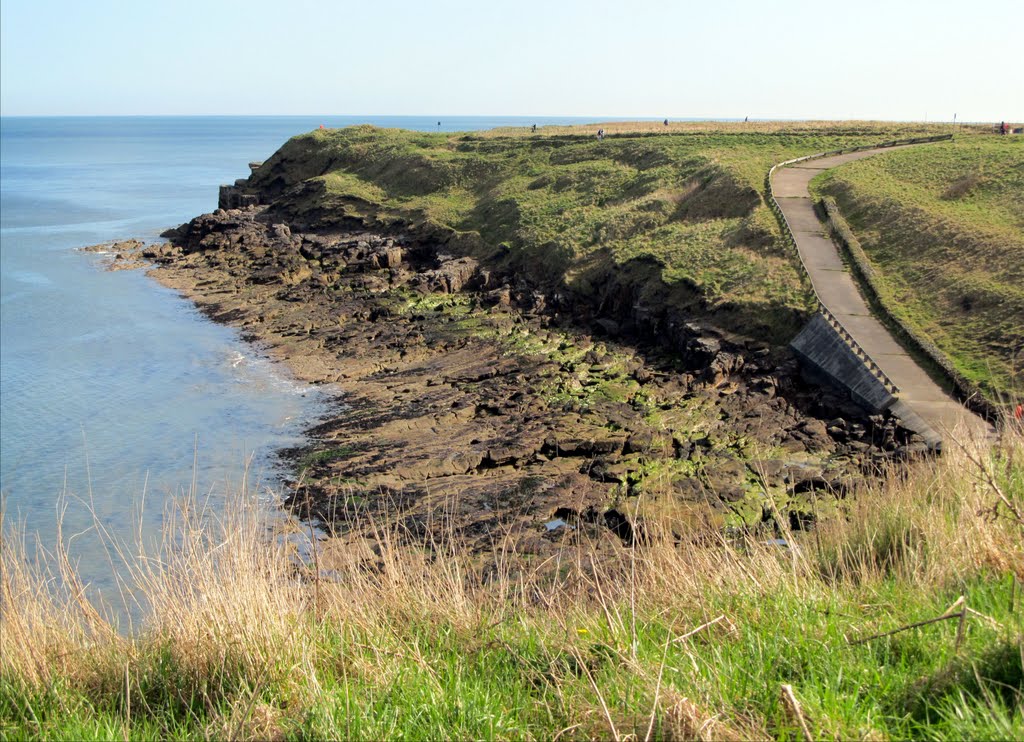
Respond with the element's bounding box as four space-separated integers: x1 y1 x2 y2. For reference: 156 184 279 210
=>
141 204 925 560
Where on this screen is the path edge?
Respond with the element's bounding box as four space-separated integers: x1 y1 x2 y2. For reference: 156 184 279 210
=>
765 135 954 448
819 196 1001 423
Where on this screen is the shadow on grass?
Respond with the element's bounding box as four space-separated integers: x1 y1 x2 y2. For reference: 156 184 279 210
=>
897 636 1023 723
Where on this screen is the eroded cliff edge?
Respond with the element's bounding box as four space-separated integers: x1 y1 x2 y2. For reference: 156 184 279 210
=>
141 125 944 558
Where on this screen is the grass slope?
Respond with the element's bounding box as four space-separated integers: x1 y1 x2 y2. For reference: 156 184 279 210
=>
813 136 1024 402
248 121 957 344
2 427 1021 740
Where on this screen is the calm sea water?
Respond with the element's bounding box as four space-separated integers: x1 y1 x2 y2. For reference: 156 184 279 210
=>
0 115 612 612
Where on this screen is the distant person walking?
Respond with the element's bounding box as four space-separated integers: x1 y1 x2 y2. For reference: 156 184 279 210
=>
532 124 537 133
597 128 605 141
663 118 668 126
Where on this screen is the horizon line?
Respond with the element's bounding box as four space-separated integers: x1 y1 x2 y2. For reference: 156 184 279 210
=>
0 113 999 124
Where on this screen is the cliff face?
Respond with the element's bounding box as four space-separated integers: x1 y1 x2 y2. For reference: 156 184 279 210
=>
229 126 822 344
227 125 961 351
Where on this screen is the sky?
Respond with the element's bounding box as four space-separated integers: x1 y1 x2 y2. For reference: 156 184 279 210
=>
1 0 1021 121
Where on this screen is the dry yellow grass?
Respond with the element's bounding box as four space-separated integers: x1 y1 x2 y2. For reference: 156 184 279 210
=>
5 421 1020 648
2 420 1021 739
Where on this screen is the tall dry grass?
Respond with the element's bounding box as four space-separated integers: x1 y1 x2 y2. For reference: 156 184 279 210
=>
1 420 1020 737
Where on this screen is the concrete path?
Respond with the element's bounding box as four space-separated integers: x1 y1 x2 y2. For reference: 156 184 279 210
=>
772 148 993 446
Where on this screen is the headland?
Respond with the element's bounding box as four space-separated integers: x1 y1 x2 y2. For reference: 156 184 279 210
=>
114 120 1005 559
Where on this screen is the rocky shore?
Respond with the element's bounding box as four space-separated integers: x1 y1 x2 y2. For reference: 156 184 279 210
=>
93 199 930 561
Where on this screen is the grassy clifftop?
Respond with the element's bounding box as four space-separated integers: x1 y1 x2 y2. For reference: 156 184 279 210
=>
813 136 1023 402
247 121 954 343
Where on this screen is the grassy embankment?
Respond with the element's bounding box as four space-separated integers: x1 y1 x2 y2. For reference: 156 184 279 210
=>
2 424 1021 740
812 136 1023 404
249 121 961 345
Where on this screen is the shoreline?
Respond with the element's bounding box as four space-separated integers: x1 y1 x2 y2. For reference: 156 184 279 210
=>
100 201 930 562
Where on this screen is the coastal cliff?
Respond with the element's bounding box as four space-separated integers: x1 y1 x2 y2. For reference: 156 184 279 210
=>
136 123 957 556
7 123 1019 740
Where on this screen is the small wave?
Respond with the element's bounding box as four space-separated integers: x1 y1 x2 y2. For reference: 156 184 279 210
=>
218 350 321 405
240 353 320 397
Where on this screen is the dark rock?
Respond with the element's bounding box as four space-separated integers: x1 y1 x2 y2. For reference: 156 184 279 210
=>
603 509 636 545
703 459 748 494
417 255 481 293
624 431 672 456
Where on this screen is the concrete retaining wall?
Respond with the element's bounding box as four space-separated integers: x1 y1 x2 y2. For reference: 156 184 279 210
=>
218 163 263 210
218 184 259 210
791 314 897 413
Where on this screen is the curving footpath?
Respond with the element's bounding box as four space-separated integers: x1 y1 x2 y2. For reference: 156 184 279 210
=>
772 145 994 448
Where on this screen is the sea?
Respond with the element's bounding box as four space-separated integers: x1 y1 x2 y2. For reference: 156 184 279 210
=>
0 114 620 617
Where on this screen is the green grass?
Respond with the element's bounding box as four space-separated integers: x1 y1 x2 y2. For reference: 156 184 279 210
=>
249 122 962 343
3 570 1020 740
3 426 1022 740
812 136 1024 402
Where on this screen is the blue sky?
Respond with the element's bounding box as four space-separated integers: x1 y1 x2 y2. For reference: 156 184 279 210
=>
2 0 1021 120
